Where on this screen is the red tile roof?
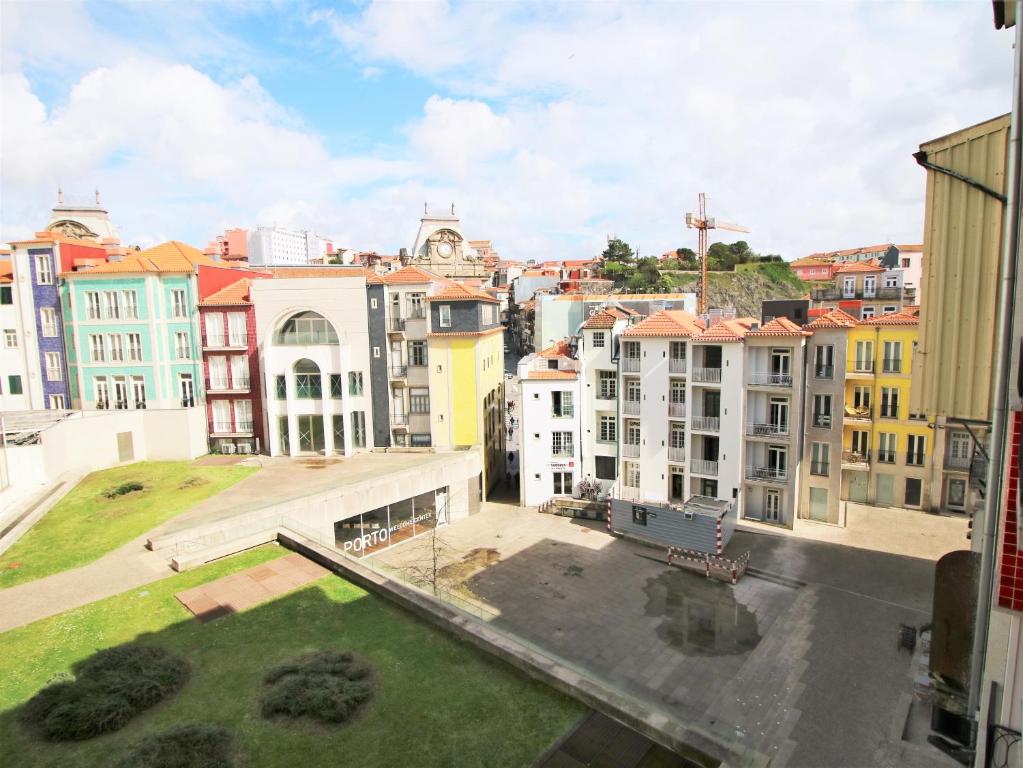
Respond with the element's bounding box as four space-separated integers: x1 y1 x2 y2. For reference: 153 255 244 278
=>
861 310 919 326
582 308 633 329
428 326 504 338
524 370 577 380
76 240 214 274
692 317 757 342
426 283 500 303
381 265 442 285
0 260 12 283
264 266 369 279
805 308 859 329
539 340 573 359
621 310 706 338
807 243 894 259
746 317 811 337
833 259 886 274
200 279 253 306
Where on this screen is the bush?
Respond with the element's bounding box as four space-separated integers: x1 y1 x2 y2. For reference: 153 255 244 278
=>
260 651 374 725
116 723 239 768
105 481 145 499
21 645 190 741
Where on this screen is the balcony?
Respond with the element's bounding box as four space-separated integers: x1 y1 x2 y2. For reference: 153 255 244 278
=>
746 422 789 438
691 416 720 432
388 317 406 334
669 358 687 374
881 358 903 374
811 286 904 301
691 458 718 476
748 372 792 387
623 443 640 458
389 365 408 379
623 400 641 416
693 367 722 383
847 361 875 377
814 365 834 379
746 466 787 483
668 446 685 463
391 413 409 428
843 405 872 423
841 449 870 469
812 413 832 429
668 402 686 418
203 335 246 350
945 453 972 471
208 377 250 392
621 357 640 373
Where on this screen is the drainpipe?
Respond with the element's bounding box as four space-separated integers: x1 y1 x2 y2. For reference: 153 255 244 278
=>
969 0 1023 722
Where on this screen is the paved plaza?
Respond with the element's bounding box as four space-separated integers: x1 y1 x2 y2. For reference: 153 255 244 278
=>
375 503 959 768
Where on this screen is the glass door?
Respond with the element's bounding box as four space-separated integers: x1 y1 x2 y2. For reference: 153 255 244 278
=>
179 374 195 407
765 489 781 521
769 397 789 432
113 377 129 409
768 446 787 477
297 414 325 454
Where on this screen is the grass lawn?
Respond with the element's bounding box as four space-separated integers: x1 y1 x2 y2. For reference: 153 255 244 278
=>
0 461 257 589
0 544 583 767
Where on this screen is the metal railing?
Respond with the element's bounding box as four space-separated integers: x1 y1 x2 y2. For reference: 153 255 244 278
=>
814 365 834 379
391 413 409 426
204 335 226 347
691 458 718 475
746 466 787 482
389 318 405 332
621 357 640 372
228 335 246 347
810 461 829 476
842 449 870 465
668 446 685 462
213 421 232 433
209 377 229 390
748 372 792 387
945 453 972 470
623 443 640 458
693 367 722 383
876 450 895 464
390 365 408 378
905 452 926 467
691 416 720 432
669 358 687 374
237 420 254 432
850 360 874 373
622 400 641 415
406 307 426 320
881 358 903 373
844 406 873 420
811 286 904 301
746 422 789 437
813 413 832 428
668 402 686 418
233 378 251 389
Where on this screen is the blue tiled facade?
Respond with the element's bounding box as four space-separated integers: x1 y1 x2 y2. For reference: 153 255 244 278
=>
28 247 71 408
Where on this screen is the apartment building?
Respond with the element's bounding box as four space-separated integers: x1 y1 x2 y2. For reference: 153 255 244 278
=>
809 260 913 320
0 257 30 410
62 241 213 411
518 341 581 506
247 226 333 266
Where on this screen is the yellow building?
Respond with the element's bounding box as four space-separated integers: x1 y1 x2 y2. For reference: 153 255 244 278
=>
426 283 505 497
841 309 935 509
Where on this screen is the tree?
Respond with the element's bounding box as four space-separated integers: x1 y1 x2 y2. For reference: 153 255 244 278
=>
602 238 635 263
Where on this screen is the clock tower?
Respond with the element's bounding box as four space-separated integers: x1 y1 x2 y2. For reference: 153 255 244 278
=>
409 205 486 278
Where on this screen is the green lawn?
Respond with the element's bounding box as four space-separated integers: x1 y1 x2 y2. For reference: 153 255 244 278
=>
0 461 257 589
0 545 583 767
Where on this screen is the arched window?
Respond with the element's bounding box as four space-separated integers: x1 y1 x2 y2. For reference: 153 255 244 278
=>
275 311 339 345
293 358 322 399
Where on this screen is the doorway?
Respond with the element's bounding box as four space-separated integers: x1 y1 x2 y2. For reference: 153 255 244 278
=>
670 470 685 501
848 471 868 503
297 414 325 454
875 474 894 506
553 472 573 495
765 489 781 522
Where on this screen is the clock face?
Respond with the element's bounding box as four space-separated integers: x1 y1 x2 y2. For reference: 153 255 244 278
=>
437 242 453 258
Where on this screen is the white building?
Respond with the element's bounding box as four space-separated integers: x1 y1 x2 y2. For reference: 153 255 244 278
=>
251 270 375 456
248 226 333 267
895 244 924 305
517 341 581 506
0 256 30 411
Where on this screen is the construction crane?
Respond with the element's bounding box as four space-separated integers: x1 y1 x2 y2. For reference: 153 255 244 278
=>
685 193 751 315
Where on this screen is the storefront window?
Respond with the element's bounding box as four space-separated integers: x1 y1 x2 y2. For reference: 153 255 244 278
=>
333 487 450 557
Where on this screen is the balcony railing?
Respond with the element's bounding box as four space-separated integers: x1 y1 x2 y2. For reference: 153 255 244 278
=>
691 458 718 476
236 420 254 432
213 421 232 433
228 335 246 347
390 365 408 378
209 377 229 390
391 413 409 426
668 402 686 418
746 466 787 483
945 454 972 470
668 446 685 463
746 422 789 437
693 367 722 383
841 449 870 466
876 450 896 464
849 360 875 374
810 461 829 476
811 286 904 301
623 443 640 458
844 406 873 421
621 357 640 373
406 307 426 320
881 358 903 374
205 335 226 348
814 365 834 379
623 399 641 415
813 413 832 428
691 416 720 432
389 318 405 332
905 452 926 467
233 378 251 389
748 372 792 387
669 358 687 374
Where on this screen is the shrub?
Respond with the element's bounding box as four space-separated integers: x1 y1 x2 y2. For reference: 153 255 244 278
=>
260 651 374 725
116 723 239 768
105 481 145 499
20 645 190 741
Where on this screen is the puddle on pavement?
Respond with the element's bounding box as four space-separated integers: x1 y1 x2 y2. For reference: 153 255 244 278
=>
643 570 761 656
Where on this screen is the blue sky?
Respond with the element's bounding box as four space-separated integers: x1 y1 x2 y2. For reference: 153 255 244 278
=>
1 1 1014 260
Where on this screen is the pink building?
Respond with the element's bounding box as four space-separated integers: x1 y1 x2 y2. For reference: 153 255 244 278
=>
204 228 248 262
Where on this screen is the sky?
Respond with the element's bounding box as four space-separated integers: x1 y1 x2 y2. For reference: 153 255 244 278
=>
0 1 1014 261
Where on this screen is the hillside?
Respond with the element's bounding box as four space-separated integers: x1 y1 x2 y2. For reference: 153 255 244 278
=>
659 263 808 318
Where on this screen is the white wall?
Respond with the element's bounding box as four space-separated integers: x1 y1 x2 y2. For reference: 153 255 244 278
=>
0 291 30 411
518 374 581 506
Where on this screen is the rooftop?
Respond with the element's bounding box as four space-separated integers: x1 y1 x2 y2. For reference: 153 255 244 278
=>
832 259 886 275
200 279 253 306
426 283 500 303
805 307 860 329
692 317 757 342
621 309 706 338
861 310 919 326
72 240 215 275
746 317 811 337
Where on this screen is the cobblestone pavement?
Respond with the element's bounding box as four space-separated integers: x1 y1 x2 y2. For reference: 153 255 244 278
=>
374 504 959 768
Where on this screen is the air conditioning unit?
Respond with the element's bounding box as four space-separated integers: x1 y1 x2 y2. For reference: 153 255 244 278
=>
238 444 251 455
223 444 236 455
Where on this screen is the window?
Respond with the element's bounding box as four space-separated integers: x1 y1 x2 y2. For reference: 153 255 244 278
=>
624 461 640 488
122 290 138 319
854 340 873 372
598 370 616 399
884 274 899 288
410 388 430 413
407 293 425 318
950 431 972 465
294 359 322 398
882 341 902 373
95 376 109 407
623 341 640 360
592 331 605 348
814 345 834 378
351 411 366 448
332 415 346 452
212 400 232 433
349 371 364 396
3 328 16 348
861 306 876 320
552 390 574 417
552 431 574 457
553 471 573 494
669 341 686 366
127 333 143 361
275 375 287 399
275 311 338 344
40 307 57 337
35 254 52 285
0 286 11 305
853 386 871 410
408 340 427 366
878 432 897 463
171 288 187 318
49 394 66 409
811 443 830 475
595 455 616 480
813 394 832 427
8 375 22 395
108 334 124 362
173 331 191 360
228 312 246 346
45 351 62 381
85 291 101 319
439 305 451 328
204 313 224 346
907 434 926 466
947 478 967 510
132 376 146 407
279 416 290 454
330 374 344 399
599 416 616 442
851 429 869 456
901 257 911 268
863 276 876 297
842 276 855 297
103 291 120 319
631 505 647 526
235 400 253 432
880 386 899 418
89 334 106 362
373 346 381 358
